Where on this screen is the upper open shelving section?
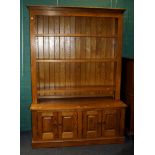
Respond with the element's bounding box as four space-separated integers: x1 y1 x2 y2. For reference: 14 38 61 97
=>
29 6 125 102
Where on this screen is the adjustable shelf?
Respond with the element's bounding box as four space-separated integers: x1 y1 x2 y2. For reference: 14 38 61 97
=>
35 33 118 38
37 85 115 97
36 58 117 63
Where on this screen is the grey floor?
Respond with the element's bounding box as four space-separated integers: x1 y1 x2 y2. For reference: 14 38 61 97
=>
21 132 134 155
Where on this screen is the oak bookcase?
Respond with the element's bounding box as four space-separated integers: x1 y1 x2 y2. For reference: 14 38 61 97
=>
28 6 127 148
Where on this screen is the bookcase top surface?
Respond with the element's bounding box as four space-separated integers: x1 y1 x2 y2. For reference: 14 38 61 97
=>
27 5 126 14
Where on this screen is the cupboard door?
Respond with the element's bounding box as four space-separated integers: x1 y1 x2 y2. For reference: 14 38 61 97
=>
102 109 119 137
58 111 78 139
38 111 58 140
83 110 102 138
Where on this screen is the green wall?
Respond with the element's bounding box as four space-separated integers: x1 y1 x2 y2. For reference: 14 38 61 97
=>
20 0 134 131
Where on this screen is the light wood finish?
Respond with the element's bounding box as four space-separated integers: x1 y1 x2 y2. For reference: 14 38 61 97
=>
29 6 126 148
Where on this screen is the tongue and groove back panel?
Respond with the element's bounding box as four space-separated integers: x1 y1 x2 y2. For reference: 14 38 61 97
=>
34 15 118 98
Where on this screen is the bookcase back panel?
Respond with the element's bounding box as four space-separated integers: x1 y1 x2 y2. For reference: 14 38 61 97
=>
36 62 115 97
34 15 118 98
35 16 118 36
36 37 116 59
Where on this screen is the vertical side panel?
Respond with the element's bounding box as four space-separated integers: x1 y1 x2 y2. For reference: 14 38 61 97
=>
37 16 44 96
110 19 116 87
35 17 40 94
30 13 37 103
115 16 123 100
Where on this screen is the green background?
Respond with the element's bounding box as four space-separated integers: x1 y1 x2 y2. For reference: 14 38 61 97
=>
20 0 134 131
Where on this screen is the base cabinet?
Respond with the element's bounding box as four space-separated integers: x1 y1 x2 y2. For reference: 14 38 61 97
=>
32 107 126 148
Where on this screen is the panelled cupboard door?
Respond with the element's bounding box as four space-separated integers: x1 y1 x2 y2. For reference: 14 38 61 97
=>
83 110 102 138
58 111 78 139
83 109 120 139
102 109 119 137
37 111 58 140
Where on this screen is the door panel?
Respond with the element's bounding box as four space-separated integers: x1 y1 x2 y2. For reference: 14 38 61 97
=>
102 109 119 137
38 111 58 140
83 110 102 138
58 111 78 139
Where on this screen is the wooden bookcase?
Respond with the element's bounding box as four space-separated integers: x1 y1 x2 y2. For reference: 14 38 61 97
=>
28 6 127 148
